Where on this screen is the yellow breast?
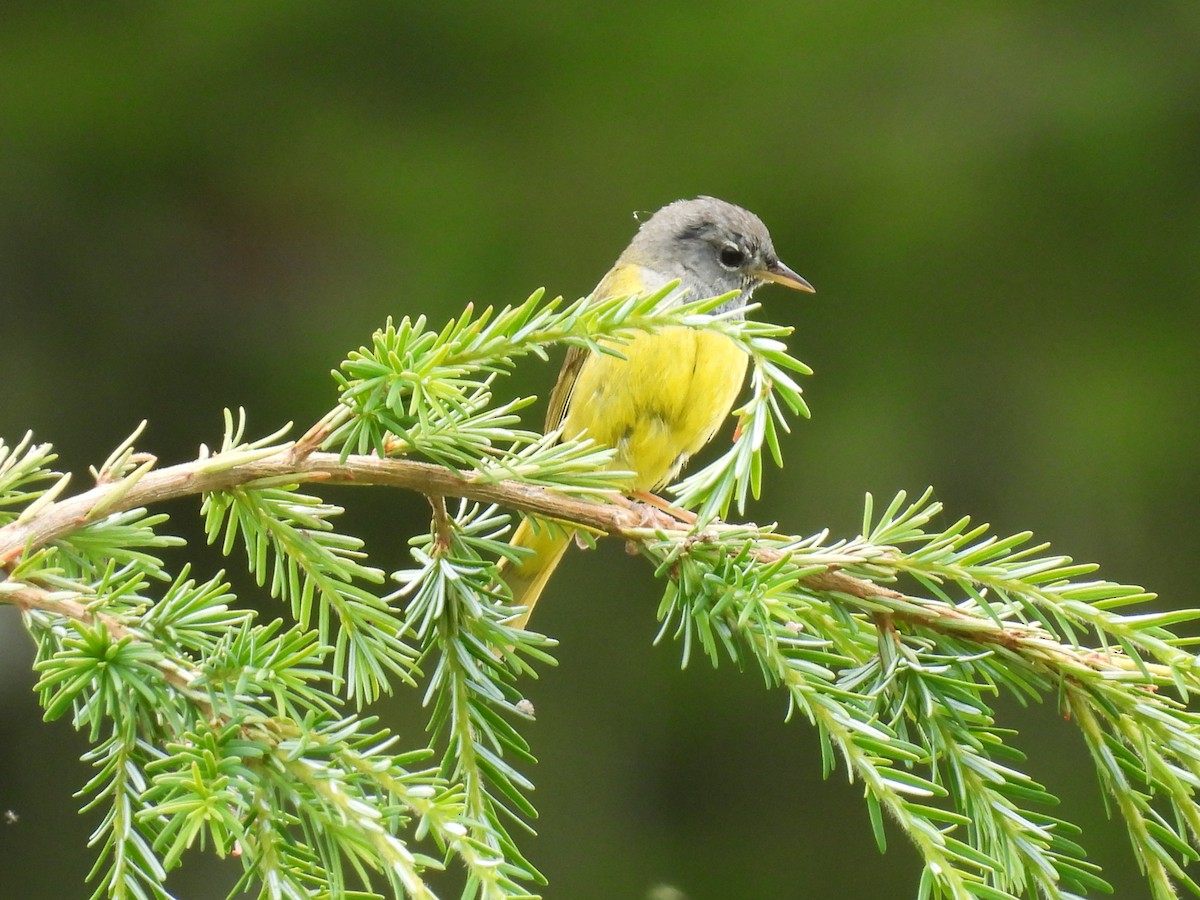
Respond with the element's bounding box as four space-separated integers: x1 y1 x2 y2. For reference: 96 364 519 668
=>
561 327 749 491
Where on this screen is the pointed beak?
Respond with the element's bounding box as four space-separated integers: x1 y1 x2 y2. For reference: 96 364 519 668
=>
759 259 815 293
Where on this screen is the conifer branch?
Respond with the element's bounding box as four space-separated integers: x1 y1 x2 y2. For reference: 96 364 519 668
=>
4 291 1198 899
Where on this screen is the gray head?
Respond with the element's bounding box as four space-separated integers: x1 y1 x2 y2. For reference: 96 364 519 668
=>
618 196 813 306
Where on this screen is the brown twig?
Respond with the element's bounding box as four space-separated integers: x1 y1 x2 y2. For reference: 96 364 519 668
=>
0 444 893 604
0 451 643 563
428 494 453 554
1 443 1173 687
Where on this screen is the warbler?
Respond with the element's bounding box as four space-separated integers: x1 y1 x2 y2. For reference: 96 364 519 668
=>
502 196 813 628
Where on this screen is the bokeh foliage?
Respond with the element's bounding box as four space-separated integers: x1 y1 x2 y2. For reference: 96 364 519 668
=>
2 3 1198 898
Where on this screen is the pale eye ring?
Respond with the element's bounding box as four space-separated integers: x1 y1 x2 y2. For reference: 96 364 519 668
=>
719 244 746 269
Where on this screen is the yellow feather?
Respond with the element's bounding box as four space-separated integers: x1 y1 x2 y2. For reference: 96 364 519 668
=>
502 518 572 630
502 263 748 630
562 327 748 491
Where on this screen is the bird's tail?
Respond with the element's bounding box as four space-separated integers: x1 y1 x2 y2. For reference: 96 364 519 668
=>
500 517 573 630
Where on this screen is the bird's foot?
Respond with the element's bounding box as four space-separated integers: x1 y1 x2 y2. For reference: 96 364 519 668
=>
614 494 700 528
632 491 698 524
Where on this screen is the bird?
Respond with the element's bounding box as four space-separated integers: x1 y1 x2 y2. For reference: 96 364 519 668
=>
501 196 813 629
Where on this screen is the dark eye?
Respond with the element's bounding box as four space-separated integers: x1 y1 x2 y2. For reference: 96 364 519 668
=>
719 245 745 269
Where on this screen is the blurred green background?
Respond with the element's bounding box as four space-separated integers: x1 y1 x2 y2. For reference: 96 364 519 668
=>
2 2 1198 898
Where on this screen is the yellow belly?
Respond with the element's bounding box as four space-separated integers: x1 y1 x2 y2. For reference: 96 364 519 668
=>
561 327 749 491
